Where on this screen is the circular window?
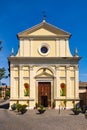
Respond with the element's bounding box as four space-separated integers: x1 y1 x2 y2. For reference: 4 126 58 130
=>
41 46 48 53
38 43 50 56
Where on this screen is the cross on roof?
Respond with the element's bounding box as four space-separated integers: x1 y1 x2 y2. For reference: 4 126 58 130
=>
42 11 46 22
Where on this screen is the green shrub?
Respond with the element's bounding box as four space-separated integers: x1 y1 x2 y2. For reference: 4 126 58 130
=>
72 106 81 115
11 103 17 110
38 105 46 114
38 105 45 110
16 104 22 112
16 104 27 114
35 102 38 109
52 101 55 108
21 105 27 114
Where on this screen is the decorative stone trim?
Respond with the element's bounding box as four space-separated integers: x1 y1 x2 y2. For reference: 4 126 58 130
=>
19 65 23 70
55 65 60 71
30 65 33 71
55 98 80 101
66 65 70 70
10 98 34 101
75 65 78 70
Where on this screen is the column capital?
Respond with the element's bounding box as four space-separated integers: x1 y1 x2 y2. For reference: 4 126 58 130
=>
10 64 14 69
30 38 33 41
19 65 23 70
30 65 34 71
66 65 70 70
55 65 60 70
75 65 79 70
56 38 60 41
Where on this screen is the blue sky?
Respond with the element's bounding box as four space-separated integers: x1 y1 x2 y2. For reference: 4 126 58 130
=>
0 0 87 85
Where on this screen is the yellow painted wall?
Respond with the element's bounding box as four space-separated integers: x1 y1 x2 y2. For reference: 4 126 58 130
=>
29 28 56 36
60 40 66 57
70 78 74 98
23 66 30 77
60 67 66 77
10 23 79 109
14 78 18 98
14 67 18 77
16 39 30 57
31 40 55 57
70 67 75 77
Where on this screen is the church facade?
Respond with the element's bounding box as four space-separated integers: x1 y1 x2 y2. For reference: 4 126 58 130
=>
8 20 81 109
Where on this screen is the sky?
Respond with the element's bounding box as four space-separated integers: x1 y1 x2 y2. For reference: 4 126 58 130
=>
0 0 87 85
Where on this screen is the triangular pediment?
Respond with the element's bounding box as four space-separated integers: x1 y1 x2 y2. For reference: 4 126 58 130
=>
17 21 71 38
35 71 54 78
28 28 57 36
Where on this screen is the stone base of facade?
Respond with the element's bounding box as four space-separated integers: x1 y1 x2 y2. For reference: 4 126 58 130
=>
55 99 80 110
9 98 35 110
9 98 80 110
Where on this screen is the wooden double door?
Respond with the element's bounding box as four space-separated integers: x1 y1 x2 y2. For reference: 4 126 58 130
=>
38 82 51 107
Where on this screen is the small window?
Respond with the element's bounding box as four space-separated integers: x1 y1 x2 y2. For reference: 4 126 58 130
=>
41 46 48 53
38 43 50 56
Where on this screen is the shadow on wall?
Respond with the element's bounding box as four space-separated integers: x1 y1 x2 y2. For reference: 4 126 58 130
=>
79 92 87 109
0 101 9 109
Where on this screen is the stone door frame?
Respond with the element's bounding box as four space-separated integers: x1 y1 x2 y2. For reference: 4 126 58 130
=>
36 78 54 107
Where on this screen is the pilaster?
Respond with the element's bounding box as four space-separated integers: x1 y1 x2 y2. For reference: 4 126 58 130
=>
29 65 35 108
74 65 79 98
66 65 70 98
19 39 24 56
65 39 67 57
19 65 23 98
55 65 60 98
30 38 33 57
10 64 14 98
56 39 60 57
55 65 60 108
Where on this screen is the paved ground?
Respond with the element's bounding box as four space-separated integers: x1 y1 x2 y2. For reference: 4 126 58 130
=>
0 100 87 130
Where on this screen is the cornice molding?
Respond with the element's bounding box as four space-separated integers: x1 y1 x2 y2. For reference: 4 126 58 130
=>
8 57 81 64
18 35 70 40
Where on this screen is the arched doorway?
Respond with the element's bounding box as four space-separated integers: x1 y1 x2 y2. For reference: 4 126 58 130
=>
35 67 54 107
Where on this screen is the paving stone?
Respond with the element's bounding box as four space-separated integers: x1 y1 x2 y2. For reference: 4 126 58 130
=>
0 101 87 130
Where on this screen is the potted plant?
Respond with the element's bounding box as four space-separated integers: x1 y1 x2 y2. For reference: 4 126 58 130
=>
48 99 51 108
52 101 55 109
11 103 17 111
20 104 27 114
16 104 27 114
16 104 22 112
34 102 38 109
72 107 81 115
85 111 87 119
38 105 46 114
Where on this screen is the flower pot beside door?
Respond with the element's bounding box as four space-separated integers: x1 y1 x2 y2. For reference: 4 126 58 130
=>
38 105 46 114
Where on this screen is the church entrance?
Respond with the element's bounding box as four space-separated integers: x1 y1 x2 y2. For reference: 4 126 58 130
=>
38 82 51 107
